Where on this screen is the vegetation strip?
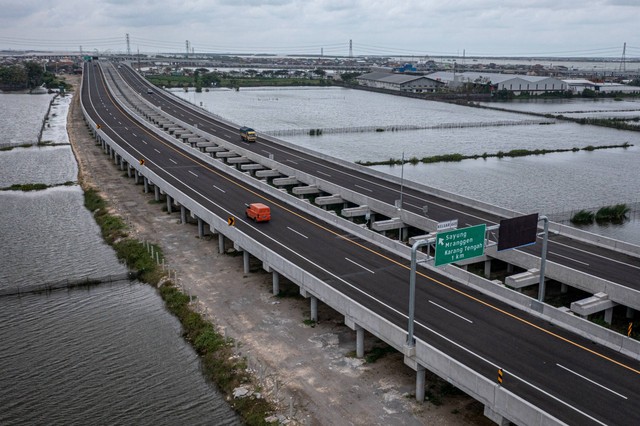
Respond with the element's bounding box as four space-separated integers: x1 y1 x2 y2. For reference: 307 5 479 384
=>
571 204 631 225
1 182 75 192
356 142 633 166
82 187 277 425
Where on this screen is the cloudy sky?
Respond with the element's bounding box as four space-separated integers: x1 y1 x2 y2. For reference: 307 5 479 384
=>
1 0 638 58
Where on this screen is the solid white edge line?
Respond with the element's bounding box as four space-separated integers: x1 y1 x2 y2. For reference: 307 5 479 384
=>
89 68 607 426
556 363 627 400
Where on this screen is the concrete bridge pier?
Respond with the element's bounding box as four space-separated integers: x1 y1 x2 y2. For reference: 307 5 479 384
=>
218 234 225 254
484 405 510 426
154 185 160 201
180 205 187 224
197 217 205 238
272 271 280 296
127 164 133 178
484 259 492 279
355 324 364 358
627 307 635 319
310 295 318 322
415 364 426 402
143 177 149 193
243 250 250 274
133 169 140 184
113 152 119 166
166 195 173 213
506 263 514 274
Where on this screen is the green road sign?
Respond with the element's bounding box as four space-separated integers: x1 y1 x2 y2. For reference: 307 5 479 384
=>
435 224 486 267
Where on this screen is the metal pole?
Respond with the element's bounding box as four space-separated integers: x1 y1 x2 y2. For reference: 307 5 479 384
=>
399 151 405 210
537 215 549 302
408 239 431 347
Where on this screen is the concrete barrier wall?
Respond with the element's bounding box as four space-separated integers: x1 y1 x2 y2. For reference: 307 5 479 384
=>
102 63 640 361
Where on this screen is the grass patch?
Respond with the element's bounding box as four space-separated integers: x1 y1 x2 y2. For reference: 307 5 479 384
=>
356 142 633 167
364 343 396 363
2 183 49 191
570 209 595 224
82 186 278 424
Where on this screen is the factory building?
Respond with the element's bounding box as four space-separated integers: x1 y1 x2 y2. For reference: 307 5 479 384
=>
356 72 444 93
427 71 568 95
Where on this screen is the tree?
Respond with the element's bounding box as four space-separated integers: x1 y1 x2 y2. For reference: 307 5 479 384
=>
24 61 44 88
0 65 28 89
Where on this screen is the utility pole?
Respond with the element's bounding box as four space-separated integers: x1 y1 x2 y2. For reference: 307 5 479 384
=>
349 39 353 58
126 33 131 56
185 40 190 58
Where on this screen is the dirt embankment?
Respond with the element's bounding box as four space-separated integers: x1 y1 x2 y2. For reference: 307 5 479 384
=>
66 74 489 426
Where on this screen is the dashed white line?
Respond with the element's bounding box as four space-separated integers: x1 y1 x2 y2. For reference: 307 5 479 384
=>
316 170 332 177
549 251 590 266
286 159 299 165
429 300 473 323
124 127 129 131
142 140 147 145
169 158 177 164
287 227 309 239
354 184 373 193
557 364 627 400
213 185 226 193
154 148 161 154
188 170 198 177
344 258 375 274
132 133 137 137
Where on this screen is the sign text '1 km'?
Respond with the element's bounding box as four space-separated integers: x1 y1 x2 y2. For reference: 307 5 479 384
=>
435 224 486 267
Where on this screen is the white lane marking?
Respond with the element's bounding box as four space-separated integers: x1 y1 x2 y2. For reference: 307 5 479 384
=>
189 170 198 177
429 300 473 324
213 185 226 193
344 258 375 274
132 133 137 137
287 227 309 239
286 159 299 165
169 158 177 164
316 170 332 177
548 238 640 271
86 84 602 426
142 140 147 145
549 251 590 266
557 364 627 400
224 134 230 138
154 148 161 154
118 121 122 125
354 184 373 193
124 127 128 131
404 201 422 209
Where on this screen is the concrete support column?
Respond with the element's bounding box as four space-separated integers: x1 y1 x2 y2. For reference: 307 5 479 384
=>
154 185 160 201
243 250 250 274
561 283 568 294
143 177 149 193
627 307 635 319
272 271 280 296
218 235 225 254
604 307 613 324
310 296 318 322
119 156 124 170
134 169 139 184
415 364 426 402
127 165 132 178
114 153 119 166
197 217 205 238
507 263 514 274
166 195 173 214
180 205 187 224
355 325 364 358
484 259 492 279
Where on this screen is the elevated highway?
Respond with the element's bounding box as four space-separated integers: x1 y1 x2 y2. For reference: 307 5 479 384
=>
82 61 640 425
114 62 640 318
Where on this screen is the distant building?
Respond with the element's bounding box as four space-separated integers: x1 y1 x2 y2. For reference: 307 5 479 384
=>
427 71 568 95
356 72 444 93
563 79 640 94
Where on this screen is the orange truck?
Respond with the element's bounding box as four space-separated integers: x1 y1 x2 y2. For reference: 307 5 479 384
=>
245 203 271 222
239 126 257 142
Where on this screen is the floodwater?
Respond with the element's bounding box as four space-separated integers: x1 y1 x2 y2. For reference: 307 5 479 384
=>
0 92 241 425
175 86 640 245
